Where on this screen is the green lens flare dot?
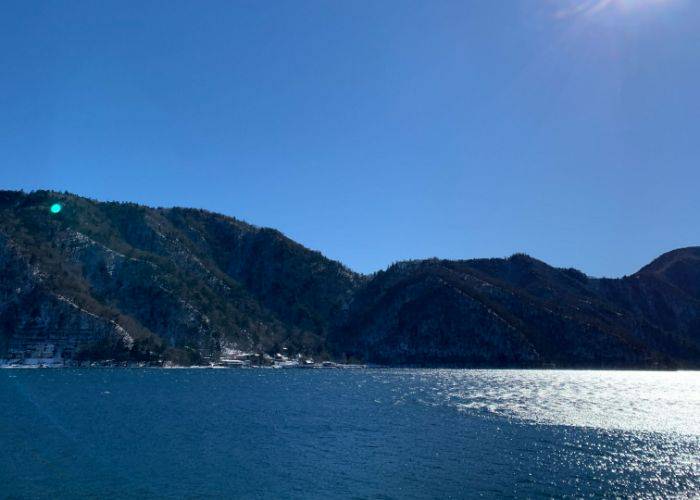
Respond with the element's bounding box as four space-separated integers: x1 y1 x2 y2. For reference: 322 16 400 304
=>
50 203 62 214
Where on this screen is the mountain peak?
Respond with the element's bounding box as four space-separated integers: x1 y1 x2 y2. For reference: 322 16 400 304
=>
636 247 700 298
638 247 700 272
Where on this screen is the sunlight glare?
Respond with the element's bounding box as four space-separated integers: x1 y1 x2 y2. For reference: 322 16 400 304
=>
557 0 675 18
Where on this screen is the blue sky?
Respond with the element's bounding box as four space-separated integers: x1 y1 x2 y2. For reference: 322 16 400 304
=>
1 0 698 276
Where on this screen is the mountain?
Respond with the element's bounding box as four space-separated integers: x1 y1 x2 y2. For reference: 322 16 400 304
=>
333 254 700 368
1 190 699 368
0 190 362 365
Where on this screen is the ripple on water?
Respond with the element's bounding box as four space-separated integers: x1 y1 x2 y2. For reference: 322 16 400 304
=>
388 369 700 435
2 368 699 498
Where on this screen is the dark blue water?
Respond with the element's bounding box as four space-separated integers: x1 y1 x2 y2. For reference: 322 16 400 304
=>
1 369 698 498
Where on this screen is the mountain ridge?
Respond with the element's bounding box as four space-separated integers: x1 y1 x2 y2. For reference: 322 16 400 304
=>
1 190 698 368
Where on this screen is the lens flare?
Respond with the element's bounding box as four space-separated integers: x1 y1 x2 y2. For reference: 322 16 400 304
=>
50 203 62 214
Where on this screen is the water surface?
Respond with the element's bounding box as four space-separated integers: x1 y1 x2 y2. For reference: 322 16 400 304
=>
1 369 698 498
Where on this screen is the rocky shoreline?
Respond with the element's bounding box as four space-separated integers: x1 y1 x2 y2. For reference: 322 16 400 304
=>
0 350 367 369
0 360 367 369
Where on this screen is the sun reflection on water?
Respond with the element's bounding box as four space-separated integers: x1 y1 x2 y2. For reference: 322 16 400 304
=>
400 369 700 435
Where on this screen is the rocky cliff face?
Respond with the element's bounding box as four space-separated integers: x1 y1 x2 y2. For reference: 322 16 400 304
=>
0 231 132 364
1 190 699 368
0 190 360 364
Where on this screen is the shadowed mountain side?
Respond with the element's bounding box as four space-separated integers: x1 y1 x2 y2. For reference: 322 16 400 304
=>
332 255 700 368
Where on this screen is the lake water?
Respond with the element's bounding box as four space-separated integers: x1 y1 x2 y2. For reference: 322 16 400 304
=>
1 369 698 498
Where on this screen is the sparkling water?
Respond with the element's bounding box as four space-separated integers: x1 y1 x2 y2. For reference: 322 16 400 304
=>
1 369 698 498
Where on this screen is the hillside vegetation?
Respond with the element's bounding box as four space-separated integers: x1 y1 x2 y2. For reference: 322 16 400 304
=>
1 190 699 368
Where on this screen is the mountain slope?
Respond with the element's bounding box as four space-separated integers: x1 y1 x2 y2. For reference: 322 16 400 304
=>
0 190 360 364
333 254 700 368
1 190 698 368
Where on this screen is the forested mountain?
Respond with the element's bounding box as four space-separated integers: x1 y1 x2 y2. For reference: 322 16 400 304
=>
0 190 362 364
1 190 699 368
334 251 700 368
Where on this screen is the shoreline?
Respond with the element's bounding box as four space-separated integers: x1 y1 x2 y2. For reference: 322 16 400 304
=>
0 362 690 371
0 360 369 370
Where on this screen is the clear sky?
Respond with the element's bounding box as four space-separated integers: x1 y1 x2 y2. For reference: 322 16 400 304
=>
1 0 698 277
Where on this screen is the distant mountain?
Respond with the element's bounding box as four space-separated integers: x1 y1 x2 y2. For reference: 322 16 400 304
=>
1 190 699 368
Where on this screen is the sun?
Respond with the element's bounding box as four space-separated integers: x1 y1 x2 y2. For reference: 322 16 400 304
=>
611 0 674 11
557 0 675 18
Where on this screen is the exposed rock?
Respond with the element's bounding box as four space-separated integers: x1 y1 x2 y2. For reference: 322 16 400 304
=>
0 190 360 365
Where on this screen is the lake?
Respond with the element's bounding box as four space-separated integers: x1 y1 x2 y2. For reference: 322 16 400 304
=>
1 369 698 498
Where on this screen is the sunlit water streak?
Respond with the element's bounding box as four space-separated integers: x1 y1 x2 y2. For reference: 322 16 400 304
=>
382 369 700 435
